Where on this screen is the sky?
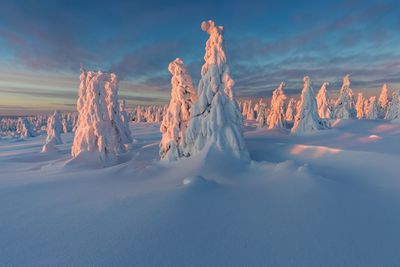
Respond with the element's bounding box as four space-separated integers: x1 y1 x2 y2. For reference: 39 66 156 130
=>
0 0 399 115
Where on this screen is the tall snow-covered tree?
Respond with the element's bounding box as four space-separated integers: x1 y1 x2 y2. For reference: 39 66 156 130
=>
378 83 390 118
16 117 35 139
71 68 130 165
355 93 365 119
185 20 249 160
285 98 296 122
316 82 332 119
334 75 356 119
119 100 133 146
267 82 287 129
256 102 268 128
385 90 400 120
42 111 63 152
159 58 197 161
291 76 327 134
366 96 378 120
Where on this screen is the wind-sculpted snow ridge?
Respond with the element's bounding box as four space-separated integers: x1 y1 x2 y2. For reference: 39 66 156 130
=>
267 82 287 129
70 67 132 166
160 58 197 162
334 74 356 119
291 76 328 134
316 82 332 119
185 20 249 161
42 110 63 152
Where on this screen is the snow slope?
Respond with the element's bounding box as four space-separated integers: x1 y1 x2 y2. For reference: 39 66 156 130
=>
1 120 400 266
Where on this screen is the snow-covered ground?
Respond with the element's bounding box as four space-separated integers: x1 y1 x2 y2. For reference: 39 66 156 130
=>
1 120 400 266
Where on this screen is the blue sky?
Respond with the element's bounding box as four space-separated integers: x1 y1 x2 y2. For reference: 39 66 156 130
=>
0 0 399 115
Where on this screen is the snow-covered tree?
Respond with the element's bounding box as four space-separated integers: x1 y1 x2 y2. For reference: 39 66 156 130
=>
159 58 197 161
316 81 332 119
16 117 35 139
119 100 133 146
291 76 328 134
378 84 390 118
334 75 356 119
135 106 143 122
246 105 255 120
185 20 249 160
385 90 400 120
256 102 268 128
355 93 365 119
285 98 296 122
267 82 287 129
71 67 131 165
42 111 63 152
366 96 378 120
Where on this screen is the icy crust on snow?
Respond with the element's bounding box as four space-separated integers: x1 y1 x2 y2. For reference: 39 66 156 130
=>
71 67 132 166
291 76 328 134
159 58 196 162
42 110 63 152
185 21 249 161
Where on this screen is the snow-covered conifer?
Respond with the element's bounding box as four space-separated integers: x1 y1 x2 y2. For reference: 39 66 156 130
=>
71 67 130 165
16 117 35 139
42 111 63 152
285 98 296 122
355 93 365 119
159 58 197 161
291 76 327 134
267 82 287 129
366 96 378 120
385 90 400 120
334 75 356 119
378 84 390 118
185 20 249 160
316 82 332 119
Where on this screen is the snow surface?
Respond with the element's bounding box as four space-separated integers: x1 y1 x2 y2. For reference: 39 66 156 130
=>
2 120 400 266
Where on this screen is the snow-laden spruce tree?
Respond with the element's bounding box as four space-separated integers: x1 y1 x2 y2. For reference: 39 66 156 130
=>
185 20 249 160
256 102 268 128
242 101 249 117
16 117 35 139
159 58 197 161
355 93 365 119
385 90 400 120
247 105 255 120
285 98 296 122
71 67 130 165
366 96 378 120
378 84 390 118
334 75 356 119
42 111 63 152
316 81 332 119
135 106 143 122
291 76 327 134
267 82 287 129
119 100 133 146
